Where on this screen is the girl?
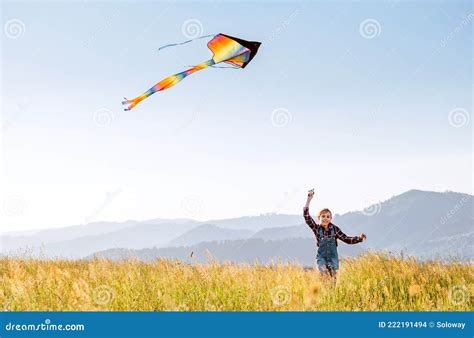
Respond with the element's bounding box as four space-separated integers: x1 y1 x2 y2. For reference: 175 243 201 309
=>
304 189 366 277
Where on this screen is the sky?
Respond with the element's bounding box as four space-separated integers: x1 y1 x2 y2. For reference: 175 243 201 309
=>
1 0 472 232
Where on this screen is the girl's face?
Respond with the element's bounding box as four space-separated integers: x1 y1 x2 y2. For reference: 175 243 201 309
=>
318 212 332 226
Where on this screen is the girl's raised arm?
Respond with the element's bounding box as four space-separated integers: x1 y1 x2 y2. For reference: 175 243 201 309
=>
303 189 317 230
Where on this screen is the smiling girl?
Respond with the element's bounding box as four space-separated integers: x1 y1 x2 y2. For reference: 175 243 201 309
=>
304 189 366 278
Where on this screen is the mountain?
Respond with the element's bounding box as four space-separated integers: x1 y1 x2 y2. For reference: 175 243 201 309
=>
168 224 255 247
1 220 200 258
0 220 139 252
203 214 302 231
251 225 311 241
90 238 364 266
2 190 472 261
331 190 473 259
0 214 300 258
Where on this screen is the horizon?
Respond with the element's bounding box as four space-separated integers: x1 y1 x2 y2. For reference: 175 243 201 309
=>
2 187 471 234
2 1 472 232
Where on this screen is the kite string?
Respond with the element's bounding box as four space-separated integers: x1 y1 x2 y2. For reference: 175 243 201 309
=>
157 34 217 51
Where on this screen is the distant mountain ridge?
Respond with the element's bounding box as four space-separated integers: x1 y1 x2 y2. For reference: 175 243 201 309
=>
250 225 310 241
90 238 364 266
1 190 472 262
168 224 254 247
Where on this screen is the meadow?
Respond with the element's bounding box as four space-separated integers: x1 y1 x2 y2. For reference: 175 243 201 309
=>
1 253 472 311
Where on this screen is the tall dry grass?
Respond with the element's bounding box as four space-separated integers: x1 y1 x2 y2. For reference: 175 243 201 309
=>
1 253 472 311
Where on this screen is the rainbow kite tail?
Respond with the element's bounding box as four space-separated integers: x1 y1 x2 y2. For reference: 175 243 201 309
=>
122 88 154 111
122 59 216 111
122 97 141 111
121 98 133 111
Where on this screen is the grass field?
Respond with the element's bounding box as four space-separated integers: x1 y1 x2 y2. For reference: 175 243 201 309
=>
1 253 472 311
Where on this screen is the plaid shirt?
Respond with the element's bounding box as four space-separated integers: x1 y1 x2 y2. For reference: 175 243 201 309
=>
303 207 362 246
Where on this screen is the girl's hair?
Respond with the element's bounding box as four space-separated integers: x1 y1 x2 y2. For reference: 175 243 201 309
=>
318 208 332 218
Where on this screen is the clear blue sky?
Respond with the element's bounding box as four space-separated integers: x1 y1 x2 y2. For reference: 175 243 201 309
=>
1 0 472 231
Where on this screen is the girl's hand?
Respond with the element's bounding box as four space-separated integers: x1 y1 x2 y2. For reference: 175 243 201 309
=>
307 188 315 199
360 233 367 241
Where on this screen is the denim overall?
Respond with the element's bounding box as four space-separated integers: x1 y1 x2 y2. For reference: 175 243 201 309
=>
316 225 339 275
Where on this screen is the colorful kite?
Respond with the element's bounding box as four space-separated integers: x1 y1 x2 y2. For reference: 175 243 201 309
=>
122 33 261 111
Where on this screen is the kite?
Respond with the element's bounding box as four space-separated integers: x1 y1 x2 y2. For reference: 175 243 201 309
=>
122 33 261 111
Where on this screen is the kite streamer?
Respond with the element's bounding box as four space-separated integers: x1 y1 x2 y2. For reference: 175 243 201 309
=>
122 33 261 111
157 34 217 51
